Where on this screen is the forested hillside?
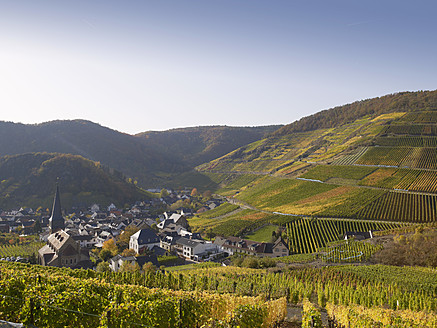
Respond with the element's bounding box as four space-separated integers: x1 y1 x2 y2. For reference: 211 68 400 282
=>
274 90 437 135
0 120 278 189
0 153 151 209
136 125 281 167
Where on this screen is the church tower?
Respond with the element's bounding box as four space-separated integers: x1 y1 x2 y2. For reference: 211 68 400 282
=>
49 183 65 233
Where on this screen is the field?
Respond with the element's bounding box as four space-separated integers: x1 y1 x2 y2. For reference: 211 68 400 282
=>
0 241 44 259
190 209 273 237
243 225 279 243
384 123 437 136
374 136 437 147
300 165 376 182
359 168 437 193
320 240 382 263
2 259 437 327
195 202 239 219
236 178 338 212
357 191 437 222
286 218 398 254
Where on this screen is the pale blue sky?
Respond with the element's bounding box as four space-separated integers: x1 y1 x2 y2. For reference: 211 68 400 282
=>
0 1 436 134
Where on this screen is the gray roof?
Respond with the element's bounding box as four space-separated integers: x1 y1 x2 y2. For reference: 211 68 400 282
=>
49 184 65 232
131 228 159 244
176 237 200 248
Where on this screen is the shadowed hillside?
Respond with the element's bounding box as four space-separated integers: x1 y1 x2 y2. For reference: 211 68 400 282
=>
136 125 281 167
0 153 152 209
0 120 279 189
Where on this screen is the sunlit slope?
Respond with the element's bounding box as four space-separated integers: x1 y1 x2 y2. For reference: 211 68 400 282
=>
198 103 437 223
198 113 399 175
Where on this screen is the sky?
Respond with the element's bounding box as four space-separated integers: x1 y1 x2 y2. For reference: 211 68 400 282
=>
1 1 436 134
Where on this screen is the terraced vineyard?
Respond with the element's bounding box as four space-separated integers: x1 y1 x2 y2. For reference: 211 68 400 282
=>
384 124 437 135
197 97 437 250
357 192 437 223
286 218 398 254
330 147 369 165
374 136 437 147
359 168 437 193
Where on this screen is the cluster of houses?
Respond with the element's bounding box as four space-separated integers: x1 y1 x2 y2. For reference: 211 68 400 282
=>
0 188 222 236
10 185 290 272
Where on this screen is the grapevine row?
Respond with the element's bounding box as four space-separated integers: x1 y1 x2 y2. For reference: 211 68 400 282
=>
286 218 398 254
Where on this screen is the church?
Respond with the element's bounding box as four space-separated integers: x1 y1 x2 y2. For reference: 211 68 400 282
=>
38 184 91 268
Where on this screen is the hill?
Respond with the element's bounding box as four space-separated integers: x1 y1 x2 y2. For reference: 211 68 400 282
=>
136 125 281 167
0 120 280 189
0 120 181 188
274 90 437 135
0 153 151 209
195 90 437 238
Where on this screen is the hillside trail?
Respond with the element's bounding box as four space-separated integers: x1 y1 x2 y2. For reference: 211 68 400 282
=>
227 198 405 225
203 167 437 197
209 207 244 220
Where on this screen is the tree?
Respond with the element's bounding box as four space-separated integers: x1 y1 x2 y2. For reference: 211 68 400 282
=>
170 199 185 211
102 239 118 256
33 219 42 233
121 248 137 257
206 229 216 241
96 261 111 272
99 249 113 262
142 262 157 274
160 188 169 198
202 190 212 200
117 226 139 251
119 261 140 273
190 188 198 197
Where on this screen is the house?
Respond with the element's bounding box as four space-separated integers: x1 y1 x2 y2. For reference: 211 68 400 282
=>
160 235 181 252
109 254 159 272
110 254 136 272
129 228 160 254
157 213 189 230
344 231 373 241
214 236 289 258
175 237 218 260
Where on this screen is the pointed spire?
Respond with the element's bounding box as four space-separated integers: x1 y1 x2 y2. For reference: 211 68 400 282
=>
49 180 64 233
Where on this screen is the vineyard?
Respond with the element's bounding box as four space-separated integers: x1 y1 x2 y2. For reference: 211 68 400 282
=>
330 147 368 165
1 261 437 327
357 191 437 223
286 218 398 254
399 111 437 123
320 240 382 263
374 136 437 147
326 303 437 328
354 146 437 169
300 165 376 182
384 123 437 136
0 262 287 328
0 242 44 258
359 168 437 193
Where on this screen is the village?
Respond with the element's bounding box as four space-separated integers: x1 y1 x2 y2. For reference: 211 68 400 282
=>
0 185 290 272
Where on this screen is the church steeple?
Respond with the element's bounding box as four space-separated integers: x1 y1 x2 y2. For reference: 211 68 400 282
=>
49 182 64 233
